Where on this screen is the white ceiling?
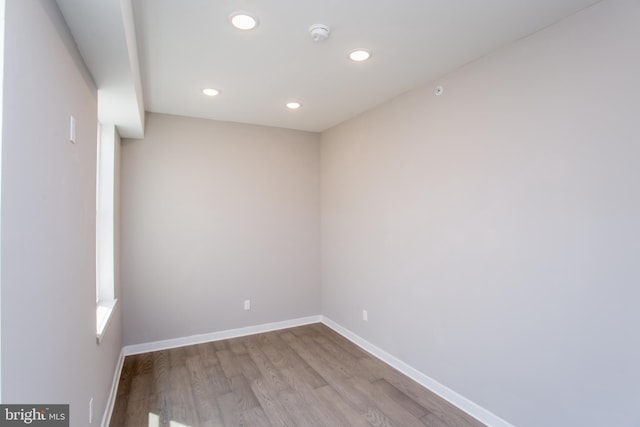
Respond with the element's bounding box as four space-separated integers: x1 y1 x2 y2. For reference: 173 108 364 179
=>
59 0 603 135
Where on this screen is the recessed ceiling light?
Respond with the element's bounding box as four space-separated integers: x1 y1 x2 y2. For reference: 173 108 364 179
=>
286 102 301 110
230 13 258 30
202 88 219 97
349 49 371 62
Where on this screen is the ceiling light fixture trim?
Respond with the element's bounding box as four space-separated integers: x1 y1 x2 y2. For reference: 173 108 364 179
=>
349 49 372 62
230 12 258 30
202 88 220 97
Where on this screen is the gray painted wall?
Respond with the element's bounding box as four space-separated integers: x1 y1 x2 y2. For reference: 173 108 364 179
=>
321 0 640 426
1 1 123 426
121 113 321 345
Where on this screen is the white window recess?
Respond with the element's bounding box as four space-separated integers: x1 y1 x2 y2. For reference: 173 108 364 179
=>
96 123 117 343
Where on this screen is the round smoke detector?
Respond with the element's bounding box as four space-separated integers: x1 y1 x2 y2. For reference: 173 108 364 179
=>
309 24 330 42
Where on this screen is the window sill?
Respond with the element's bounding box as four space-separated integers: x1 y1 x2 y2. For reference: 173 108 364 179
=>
96 299 117 344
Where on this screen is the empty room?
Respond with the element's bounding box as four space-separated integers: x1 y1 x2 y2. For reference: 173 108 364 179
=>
1 0 639 426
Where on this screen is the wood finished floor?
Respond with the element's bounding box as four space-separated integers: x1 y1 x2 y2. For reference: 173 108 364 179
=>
110 323 485 427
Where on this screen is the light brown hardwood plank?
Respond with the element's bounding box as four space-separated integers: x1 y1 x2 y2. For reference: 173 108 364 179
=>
228 375 261 410
312 385 372 427
281 332 396 426
280 365 327 390
185 356 224 423
250 378 298 427
261 344 293 370
167 366 199 426
213 340 229 351
278 389 327 427
229 337 249 355
349 376 426 427
123 394 149 427
382 372 483 427
312 334 361 369
217 349 244 378
109 394 128 427
240 406 273 427
128 373 152 403
217 392 242 426
148 393 171 427
246 346 290 393
422 412 453 427
281 378 349 427
206 362 232 396
373 378 430 418
151 350 170 395
314 324 371 359
193 342 219 366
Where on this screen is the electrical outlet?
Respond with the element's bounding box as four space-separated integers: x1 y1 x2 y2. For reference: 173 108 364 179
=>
89 397 93 424
362 310 368 321
244 300 251 310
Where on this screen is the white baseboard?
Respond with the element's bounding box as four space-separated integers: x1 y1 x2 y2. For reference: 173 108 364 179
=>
105 314 511 427
122 315 322 356
102 316 322 425
101 347 125 427
320 316 513 427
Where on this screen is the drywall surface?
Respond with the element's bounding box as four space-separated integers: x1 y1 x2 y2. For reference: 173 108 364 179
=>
320 0 640 425
121 113 321 345
1 1 122 426
114 129 123 336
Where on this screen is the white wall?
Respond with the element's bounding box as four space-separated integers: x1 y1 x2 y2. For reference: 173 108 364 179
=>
121 113 321 345
0 1 122 425
321 0 640 426
114 129 123 338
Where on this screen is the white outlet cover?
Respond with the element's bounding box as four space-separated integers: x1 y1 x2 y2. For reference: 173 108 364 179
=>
244 300 251 310
362 310 368 321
